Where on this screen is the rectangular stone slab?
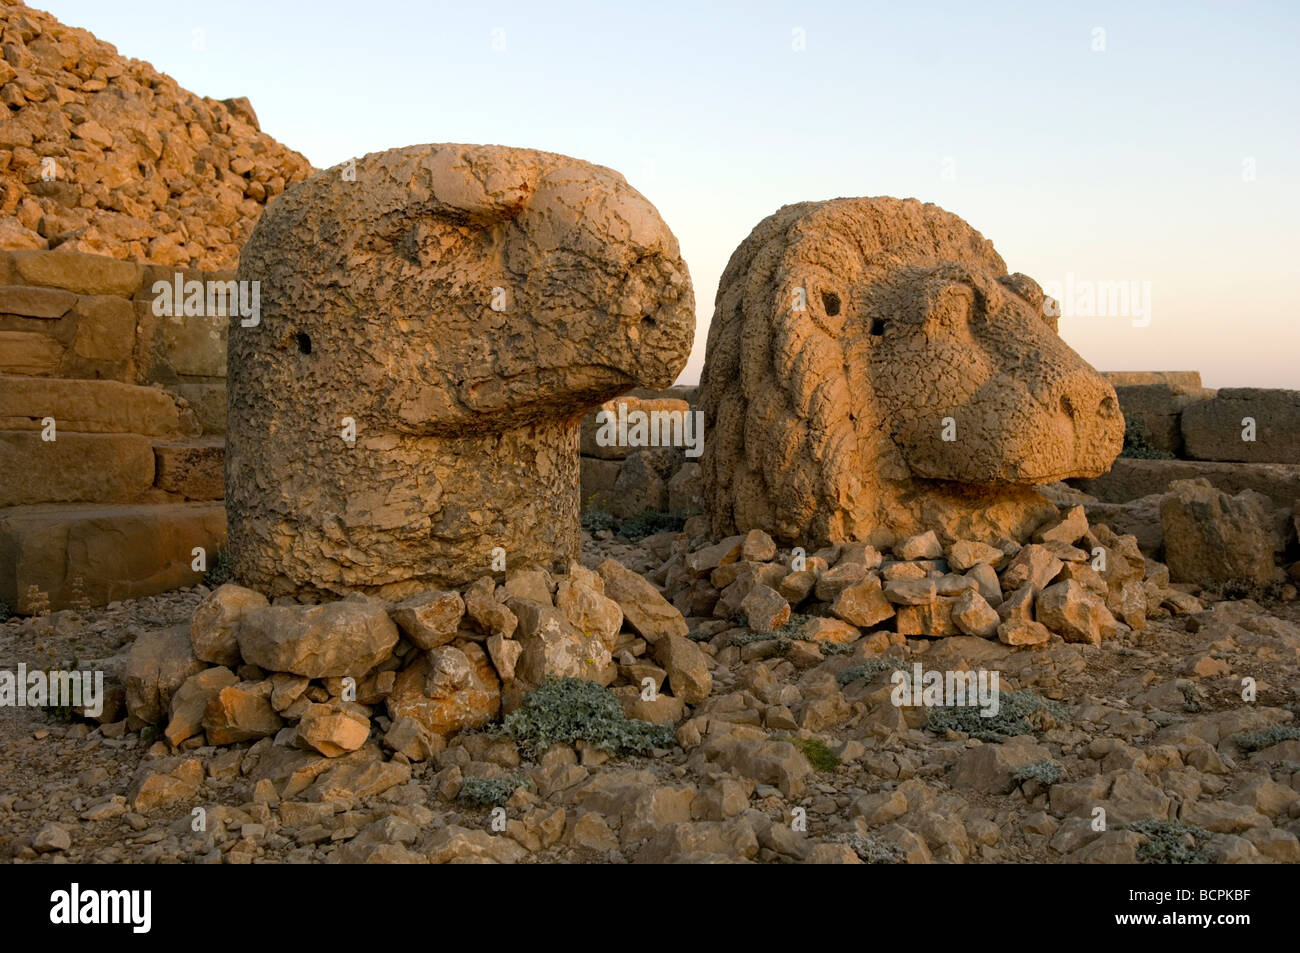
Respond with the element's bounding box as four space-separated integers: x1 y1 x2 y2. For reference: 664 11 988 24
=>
0 376 200 436
0 431 156 506
0 501 226 611
1073 458 1300 510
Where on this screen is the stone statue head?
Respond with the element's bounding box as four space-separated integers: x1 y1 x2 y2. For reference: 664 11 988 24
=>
699 196 1122 546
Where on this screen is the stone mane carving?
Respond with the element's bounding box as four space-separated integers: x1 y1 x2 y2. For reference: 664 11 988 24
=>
699 196 1122 546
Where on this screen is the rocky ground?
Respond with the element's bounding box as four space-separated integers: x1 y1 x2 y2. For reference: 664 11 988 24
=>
2 522 1299 865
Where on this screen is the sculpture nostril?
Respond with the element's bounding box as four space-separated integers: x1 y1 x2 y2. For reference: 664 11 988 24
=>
1099 395 1117 417
1060 394 1074 418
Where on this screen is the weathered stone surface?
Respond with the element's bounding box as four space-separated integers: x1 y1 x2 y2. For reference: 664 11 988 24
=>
203 684 284 744
190 583 268 666
0 501 226 612
952 742 1052 794
512 599 614 687
152 439 224 500
124 625 205 724
389 590 465 650
554 575 623 649
1036 580 1116 645
0 0 312 272
165 666 238 746
0 376 199 436
0 330 63 375
894 599 957 637
227 144 694 600
69 294 135 363
798 616 861 644
1182 388 1300 463
997 619 1051 645
1075 457 1300 512
1160 479 1279 584
485 634 522 681
654 634 712 704
129 757 203 813
946 539 1005 571
1000 544 1063 592
235 598 399 678
385 643 501 737
598 558 688 643
296 702 371 757
1112 382 1211 456
831 576 895 628
951 588 1000 637
8 251 142 296
0 285 77 317
884 578 937 605
0 431 155 506
699 197 1120 546
898 530 943 560
741 584 790 633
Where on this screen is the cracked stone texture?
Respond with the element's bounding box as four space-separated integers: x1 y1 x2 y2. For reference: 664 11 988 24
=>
699 197 1123 547
229 144 694 599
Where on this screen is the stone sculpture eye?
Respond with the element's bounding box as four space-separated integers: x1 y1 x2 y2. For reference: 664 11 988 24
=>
296 332 312 355
821 291 841 316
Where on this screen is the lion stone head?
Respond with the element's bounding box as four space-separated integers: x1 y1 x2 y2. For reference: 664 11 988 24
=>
699 197 1122 547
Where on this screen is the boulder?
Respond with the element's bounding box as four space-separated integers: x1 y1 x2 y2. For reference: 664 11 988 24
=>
190 583 268 666
389 590 465 650
653 634 712 704
385 643 501 737
235 597 399 678
1160 479 1280 584
296 702 371 757
202 684 284 744
597 558 688 643
1035 580 1117 644
124 625 205 725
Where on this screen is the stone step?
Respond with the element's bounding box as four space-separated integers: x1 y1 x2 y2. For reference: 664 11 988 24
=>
0 375 200 437
1072 458 1300 510
0 431 155 507
153 438 224 501
0 501 226 612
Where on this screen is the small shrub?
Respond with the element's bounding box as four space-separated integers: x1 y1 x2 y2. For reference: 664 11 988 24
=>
1128 819 1214 864
1119 419 1174 460
924 690 1067 741
204 549 235 588
1232 724 1300 752
456 776 525 807
790 736 840 771
837 657 904 686
727 613 810 654
1011 759 1065 786
617 509 684 542
580 505 617 533
1199 579 1287 604
496 676 675 759
832 832 905 864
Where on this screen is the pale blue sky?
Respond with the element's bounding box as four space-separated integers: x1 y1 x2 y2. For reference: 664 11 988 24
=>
42 0 1300 387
